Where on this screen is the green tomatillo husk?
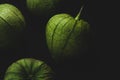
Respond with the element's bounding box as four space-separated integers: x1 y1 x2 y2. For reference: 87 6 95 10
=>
46 6 90 63
0 3 25 48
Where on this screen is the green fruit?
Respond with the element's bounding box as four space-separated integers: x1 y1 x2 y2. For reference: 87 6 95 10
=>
4 58 55 80
46 6 90 62
26 0 60 16
0 3 25 48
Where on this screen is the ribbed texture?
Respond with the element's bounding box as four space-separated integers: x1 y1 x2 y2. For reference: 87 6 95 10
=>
4 58 54 80
27 0 55 15
0 3 25 47
46 13 90 62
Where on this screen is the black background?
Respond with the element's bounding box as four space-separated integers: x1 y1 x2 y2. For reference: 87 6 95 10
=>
0 0 113 79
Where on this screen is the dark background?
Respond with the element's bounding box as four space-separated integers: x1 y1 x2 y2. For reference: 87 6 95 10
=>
0 0 112 79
